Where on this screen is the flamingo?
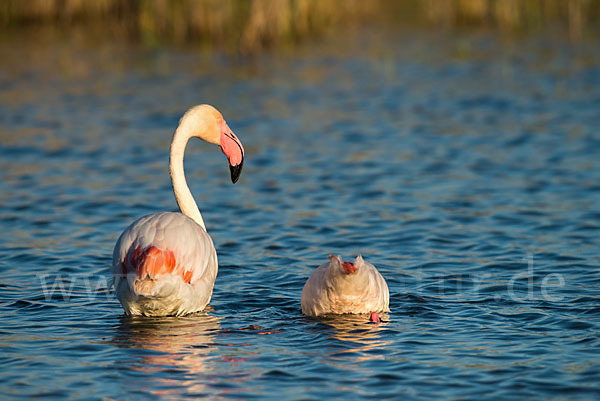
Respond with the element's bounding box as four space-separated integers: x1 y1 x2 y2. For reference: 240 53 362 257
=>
111 104 244 316
301 255 390 321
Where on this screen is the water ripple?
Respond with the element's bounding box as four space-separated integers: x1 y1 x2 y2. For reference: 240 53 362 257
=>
0 31 599 400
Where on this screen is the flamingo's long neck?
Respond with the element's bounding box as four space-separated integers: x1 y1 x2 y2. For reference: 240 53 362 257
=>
170 126 206 230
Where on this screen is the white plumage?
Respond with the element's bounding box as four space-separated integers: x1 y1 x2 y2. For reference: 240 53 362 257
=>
111 105 244 316
301 255 390 318
112 212 218 316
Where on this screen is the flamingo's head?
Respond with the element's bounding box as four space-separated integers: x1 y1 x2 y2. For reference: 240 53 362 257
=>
328 254 365 275
181 104 245 183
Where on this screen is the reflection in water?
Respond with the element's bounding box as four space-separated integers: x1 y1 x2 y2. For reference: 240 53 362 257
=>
319 314 392 362
111 313 221 398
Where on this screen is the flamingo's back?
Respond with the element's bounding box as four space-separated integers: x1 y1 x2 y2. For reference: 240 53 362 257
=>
301 255 389 317
112 212 217 316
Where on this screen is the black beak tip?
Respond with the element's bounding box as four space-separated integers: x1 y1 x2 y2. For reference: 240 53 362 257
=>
230 159 243 183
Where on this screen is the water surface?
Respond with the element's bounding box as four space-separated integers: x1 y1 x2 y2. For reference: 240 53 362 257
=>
1 29 599 400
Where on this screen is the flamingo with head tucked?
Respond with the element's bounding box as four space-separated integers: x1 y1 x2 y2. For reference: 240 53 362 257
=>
111 104 244 316
301 255 390 321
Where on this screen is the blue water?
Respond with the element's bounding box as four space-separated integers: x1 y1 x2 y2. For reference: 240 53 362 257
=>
1 29 599 400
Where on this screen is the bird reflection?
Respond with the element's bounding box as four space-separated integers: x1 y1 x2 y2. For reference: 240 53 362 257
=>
317 314 392 361
111 312 221 398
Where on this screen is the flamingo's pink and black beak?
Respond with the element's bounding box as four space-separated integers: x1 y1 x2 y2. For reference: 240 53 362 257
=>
229 158 243 184
219 120 245 183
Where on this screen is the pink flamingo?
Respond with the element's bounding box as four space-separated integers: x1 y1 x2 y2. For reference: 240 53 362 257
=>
301 255 390 321
111 105 244 316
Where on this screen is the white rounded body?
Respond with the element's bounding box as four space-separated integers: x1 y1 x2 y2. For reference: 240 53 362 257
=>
301 255 390 317
112 212 218 316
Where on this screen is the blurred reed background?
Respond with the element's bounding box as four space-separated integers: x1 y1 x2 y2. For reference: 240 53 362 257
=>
1 0 599 52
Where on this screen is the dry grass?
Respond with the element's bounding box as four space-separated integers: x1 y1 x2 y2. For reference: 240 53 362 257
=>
1 0 599 51
423 0 600 40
